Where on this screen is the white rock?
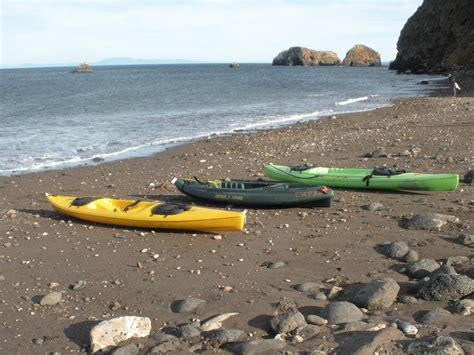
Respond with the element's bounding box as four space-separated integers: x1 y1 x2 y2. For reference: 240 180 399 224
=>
90 316 151 353
454 299 474 316
200 312 239 331
398 321 418 335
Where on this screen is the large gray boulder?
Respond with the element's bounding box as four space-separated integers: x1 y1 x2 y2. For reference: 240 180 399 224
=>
418 274 474 301
272 47 341 66
320 301 364 324
353 278 400 311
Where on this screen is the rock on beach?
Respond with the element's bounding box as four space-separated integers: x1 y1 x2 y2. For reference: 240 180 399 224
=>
320 301 364 325
90 316 151 353
401 213 459 230
39 292 62 306
353 278 400 311
417 274 474 301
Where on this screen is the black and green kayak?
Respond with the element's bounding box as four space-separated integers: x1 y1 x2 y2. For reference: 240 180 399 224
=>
264 164 459 192
172 178 333 207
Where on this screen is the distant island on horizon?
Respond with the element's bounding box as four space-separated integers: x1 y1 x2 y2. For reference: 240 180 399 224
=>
1 57 208 69
2 57 391 69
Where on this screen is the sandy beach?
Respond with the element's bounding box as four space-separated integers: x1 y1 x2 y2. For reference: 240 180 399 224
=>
1 94 473 354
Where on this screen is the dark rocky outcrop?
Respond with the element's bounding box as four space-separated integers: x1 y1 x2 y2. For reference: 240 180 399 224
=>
389 0 474 73
342 45 381 67
272 47 341 66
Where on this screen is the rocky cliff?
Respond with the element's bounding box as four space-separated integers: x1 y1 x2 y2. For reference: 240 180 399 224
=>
342 45 381 67
272 47 341 66
389 0 474 73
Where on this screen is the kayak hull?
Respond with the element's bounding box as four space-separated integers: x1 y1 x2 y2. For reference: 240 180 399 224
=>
47 195 245 232
264 164 459 192
173 178 333 207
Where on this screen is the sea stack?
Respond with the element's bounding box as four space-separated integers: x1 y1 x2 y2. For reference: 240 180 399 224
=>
272 47 341 66
389 0 474 73
342 45 381 67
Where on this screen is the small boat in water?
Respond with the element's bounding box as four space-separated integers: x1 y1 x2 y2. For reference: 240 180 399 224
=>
264 163 459 191
172 178 333 207
72 62 93 73
47 195 245 232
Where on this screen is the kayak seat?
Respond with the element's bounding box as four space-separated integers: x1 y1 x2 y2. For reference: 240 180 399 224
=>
221 182 245 190
71 197 100 207
363 167 407 186
151 203 190 216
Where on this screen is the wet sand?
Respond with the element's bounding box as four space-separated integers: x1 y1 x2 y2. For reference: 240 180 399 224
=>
1 95 473 354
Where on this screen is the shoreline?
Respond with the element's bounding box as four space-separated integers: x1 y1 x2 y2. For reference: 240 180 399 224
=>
0 100 398 178
1 94 473 354
1 69 455 178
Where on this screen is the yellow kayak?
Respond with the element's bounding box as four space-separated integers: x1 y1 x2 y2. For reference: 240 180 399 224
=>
47 195 245 232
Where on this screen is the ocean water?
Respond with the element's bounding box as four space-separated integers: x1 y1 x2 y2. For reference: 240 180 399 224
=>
0 64 443 176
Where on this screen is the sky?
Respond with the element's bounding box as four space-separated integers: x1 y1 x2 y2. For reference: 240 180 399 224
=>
1 0 423 67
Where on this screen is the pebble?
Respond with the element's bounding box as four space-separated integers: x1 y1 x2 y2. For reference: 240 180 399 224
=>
229 339 286 355
294 282 326 292
457 233 473 246
397 320 418 335
200 312 239 331
419 308 452 324
32 337 44 345
398 295 418 304
306 315 328 326
310 292 327 301
454 299 474 316
178 323 201 340
40 292 62 306
369 149 389 158
149 340 184 354
351 327 404 355
70 280 87 290
269 261 287 269
446 255 469 266
152 332 179 344
171 298 206 313
326 285 343 299
111 343 139 355
403 249 419 263
207 329 246 344
293 324 321 341
362 202 384 211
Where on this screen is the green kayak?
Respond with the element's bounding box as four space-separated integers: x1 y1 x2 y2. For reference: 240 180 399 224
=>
172 178 333 207
264 164 459 191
